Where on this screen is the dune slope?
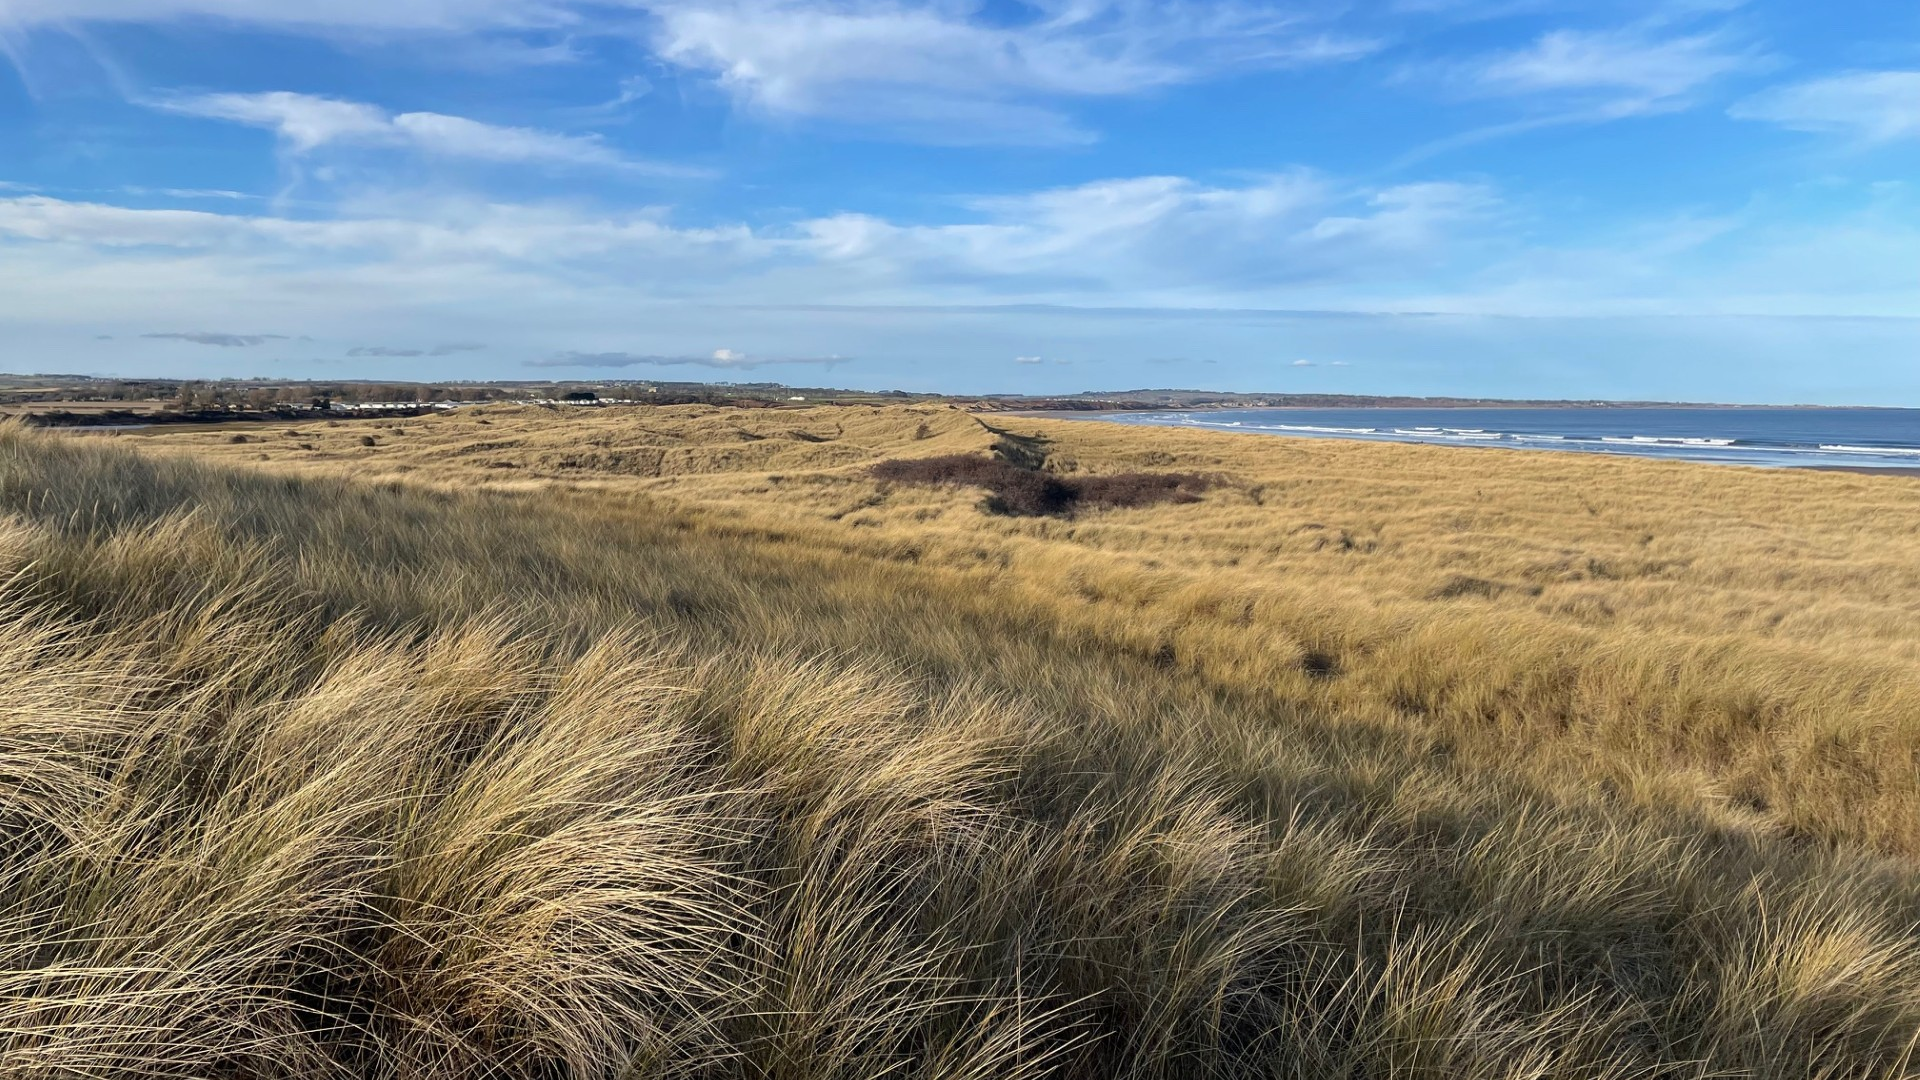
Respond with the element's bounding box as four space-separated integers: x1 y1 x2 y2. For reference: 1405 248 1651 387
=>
5 411 1920 1078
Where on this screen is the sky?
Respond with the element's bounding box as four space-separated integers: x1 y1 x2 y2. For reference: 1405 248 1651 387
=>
0 0 1917 403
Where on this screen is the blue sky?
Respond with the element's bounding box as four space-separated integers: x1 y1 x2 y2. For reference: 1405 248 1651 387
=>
1 0 1917 402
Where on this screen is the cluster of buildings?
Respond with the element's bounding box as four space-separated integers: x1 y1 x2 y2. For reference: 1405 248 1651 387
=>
324 395 647 414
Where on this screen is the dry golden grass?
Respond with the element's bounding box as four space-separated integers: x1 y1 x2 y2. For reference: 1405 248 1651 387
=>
4 407 1919 1077
153 404 1920 853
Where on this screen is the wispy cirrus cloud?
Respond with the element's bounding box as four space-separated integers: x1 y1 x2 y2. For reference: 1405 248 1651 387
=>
645 0 1378 144
1731 71 1920 142
1392 17 1767 164
6 1 1377 145
141 331 288 346
801 174 1495 300
531 348 847 369
1451 25 1764 118
0 193 766 265
349 343 488 358
150 91 697 174
121 186 260 201
0 172 1492 305
7 168 1916 330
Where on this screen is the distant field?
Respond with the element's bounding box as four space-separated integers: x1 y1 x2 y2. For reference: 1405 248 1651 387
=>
8 406 1920 1077
0 400 169 415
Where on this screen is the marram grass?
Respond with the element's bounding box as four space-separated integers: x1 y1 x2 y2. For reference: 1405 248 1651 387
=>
5 414 1920 1078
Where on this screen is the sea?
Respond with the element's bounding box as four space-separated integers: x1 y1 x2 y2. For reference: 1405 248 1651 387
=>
1067 407 1920 470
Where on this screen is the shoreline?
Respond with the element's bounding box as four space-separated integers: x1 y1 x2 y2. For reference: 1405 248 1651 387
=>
987 400 1900 415
1026 408 1920 475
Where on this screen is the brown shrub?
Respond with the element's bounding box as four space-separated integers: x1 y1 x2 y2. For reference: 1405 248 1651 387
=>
871 454 1214 517
1073 470 1214 510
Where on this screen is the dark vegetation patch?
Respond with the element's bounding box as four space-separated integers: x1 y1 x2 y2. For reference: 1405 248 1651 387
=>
1301 650 1342 680
1429 575 1545 601
1430 575 1509 600
871 453 1217 517
18 407 320 429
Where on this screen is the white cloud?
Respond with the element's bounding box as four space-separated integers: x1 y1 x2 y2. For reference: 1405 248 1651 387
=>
1291 358 1316 366
152 91 689 173
8 171 1490 304
349 342 487 357
606 75 654 108
3 182 1919 402
800 174 1494 301
0 173 1492 311
156 92 389 151
532 348 844 369
124 186 260 201
390 111 623 167
6 1 1375 144
1015 355 1045 364
0 196 265 247
1731 71 1920 142
645 0 1377 143
1453 25 1762 117
0 194 769 272
7 170 1915 354
141 331 287 346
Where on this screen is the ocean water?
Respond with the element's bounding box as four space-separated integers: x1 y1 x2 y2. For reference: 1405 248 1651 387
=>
1072 407 1920 470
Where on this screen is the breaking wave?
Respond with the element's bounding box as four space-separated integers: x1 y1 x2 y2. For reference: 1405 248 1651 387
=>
1108 410 1920 470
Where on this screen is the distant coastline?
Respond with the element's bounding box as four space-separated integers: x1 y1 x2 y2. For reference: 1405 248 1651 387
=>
1043 404 1920 472
980 392 1887 414
4 373 1898 419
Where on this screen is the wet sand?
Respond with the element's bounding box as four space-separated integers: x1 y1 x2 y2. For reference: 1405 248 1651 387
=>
1809 466 1920 477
